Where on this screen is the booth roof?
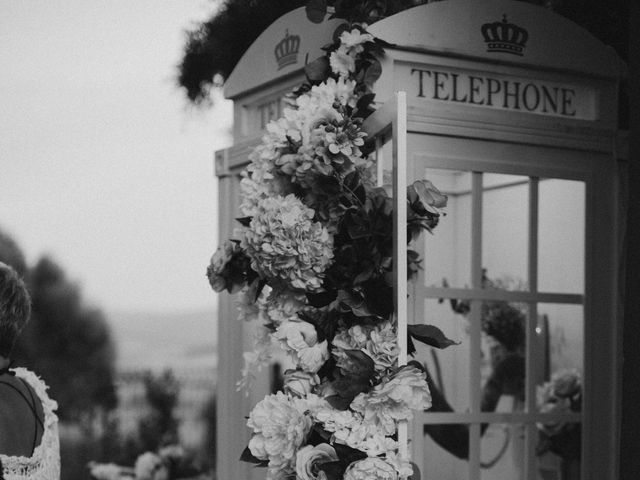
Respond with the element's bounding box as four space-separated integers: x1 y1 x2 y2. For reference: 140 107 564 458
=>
224 0 624 100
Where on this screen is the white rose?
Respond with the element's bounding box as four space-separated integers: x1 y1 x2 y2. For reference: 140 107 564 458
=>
296 444 339 480
344 457 398 480
275 321 329 373
284 369 320 397
247 392 314 474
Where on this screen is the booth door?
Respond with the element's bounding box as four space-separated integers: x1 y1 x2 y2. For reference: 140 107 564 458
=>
405 135 618 480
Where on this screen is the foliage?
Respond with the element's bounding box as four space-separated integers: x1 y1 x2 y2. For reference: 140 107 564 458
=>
89 444 211 480
0 228 28 276
11 256 118 420
137 369 180 452
178 0 306 104
200 394 217 471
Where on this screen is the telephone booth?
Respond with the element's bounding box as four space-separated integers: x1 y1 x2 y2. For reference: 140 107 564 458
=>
214 2 626 479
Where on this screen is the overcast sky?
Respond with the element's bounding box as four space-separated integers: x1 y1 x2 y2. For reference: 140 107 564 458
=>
0 0 232 314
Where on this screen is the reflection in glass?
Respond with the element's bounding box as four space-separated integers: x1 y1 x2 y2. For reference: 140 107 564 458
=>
421 425 470 480
418 168 472 289
482 174 529 288
538 304 583 375
538 179 585 294
536 423 581 480
419 298 469 412
480 423 525 480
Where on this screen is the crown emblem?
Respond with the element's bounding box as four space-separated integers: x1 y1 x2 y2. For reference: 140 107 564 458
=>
481 14 529 56
274 30 301 70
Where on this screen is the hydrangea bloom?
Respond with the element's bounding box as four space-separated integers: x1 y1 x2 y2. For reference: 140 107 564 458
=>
247 392 315 478
283 369 320 398
241 194 333 291
264 287 307 326
313 405 398 457
332 321 399 377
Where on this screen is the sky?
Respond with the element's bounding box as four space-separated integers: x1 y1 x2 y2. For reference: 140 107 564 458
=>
0 0 233 314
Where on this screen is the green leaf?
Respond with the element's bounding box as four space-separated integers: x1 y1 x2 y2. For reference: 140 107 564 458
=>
363 60 382 87
305 56 331 83
239 446 268 466
409 462 422 480
325 376 371 409
332 23 351 44
407 334 416 356
306 0 327 23
341 349 375 377
408 324 460 349
317 461 345 480
333 443 367 464
306 289 337 307
236 216 252 227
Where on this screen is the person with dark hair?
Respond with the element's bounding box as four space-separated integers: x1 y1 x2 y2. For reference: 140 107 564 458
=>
0 262 60 479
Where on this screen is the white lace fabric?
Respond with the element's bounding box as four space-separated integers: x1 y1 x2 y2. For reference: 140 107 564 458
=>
0 368 61 480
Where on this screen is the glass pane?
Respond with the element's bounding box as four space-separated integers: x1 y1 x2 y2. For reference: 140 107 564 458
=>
480 423 525 480
480 300 526 413
417 298 470 412
418 168 472 289
421 425 470 480
536 423 582 480
482 173 529 290
538 179 585 294
538 303 584 376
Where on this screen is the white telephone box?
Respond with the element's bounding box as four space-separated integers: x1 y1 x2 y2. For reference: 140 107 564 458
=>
214 2 625 479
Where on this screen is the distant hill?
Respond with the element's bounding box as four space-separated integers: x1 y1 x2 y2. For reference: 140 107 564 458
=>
107 309 217 372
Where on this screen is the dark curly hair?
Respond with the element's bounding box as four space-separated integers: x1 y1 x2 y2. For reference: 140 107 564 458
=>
0 262 31 357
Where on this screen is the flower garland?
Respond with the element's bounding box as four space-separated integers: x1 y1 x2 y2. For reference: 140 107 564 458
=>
208 19 455 480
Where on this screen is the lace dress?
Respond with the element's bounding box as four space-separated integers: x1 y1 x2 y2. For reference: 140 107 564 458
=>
0 368 61 480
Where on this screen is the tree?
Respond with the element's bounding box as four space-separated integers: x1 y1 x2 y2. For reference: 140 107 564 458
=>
178 0 306 104
12 255 117 421
0 248 117 420
137 369 180 452
177 0 629 105
0 228 28 277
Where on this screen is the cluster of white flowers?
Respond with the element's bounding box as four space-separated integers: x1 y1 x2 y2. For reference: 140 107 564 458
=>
332 321 399 377
241 194 333 291
350 366 432 436
248 392 326 480
264 287 308 325
329 29 374 77
313 403 398 457
274 320 330 373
